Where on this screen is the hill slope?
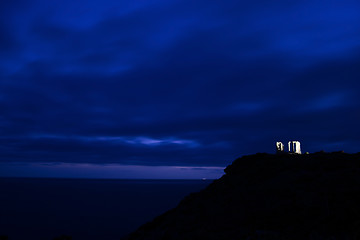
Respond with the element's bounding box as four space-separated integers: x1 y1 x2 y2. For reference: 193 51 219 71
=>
124 152 360 240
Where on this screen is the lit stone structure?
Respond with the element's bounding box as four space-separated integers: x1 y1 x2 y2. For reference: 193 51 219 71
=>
276 142 284 153
275 141 302 154
288 141 301 154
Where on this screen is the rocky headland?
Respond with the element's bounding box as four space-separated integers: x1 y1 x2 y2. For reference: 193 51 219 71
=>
123 152 360 240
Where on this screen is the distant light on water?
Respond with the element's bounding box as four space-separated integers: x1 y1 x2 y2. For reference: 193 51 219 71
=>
0 162 224 179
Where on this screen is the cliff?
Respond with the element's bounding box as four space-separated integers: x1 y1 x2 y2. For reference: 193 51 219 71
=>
123 152 360 240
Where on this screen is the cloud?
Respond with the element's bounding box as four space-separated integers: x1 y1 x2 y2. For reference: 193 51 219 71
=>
0 0 360 169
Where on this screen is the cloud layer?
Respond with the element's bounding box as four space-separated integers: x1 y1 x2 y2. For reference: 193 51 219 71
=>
1 0 360 167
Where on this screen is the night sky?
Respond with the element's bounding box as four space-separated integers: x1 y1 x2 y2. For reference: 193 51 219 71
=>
1 0 360 178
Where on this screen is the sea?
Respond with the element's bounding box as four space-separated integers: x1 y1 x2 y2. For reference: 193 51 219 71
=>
0 178 211 240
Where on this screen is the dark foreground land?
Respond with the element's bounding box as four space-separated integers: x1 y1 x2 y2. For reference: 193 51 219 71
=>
124 152 360 240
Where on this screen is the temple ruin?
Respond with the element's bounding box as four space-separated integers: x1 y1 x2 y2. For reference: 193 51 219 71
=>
288 141 301 154
276 141 301 154
276 142 284 153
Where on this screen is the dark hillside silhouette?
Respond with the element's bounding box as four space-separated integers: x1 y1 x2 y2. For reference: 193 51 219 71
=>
124 152 360 240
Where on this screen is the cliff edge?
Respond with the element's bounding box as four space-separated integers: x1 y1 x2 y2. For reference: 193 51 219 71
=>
123 152 360 240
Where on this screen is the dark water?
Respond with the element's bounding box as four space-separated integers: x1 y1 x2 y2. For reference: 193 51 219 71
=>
0 178 211 240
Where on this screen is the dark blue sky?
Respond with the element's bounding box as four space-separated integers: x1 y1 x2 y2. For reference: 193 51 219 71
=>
1 0 360 177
